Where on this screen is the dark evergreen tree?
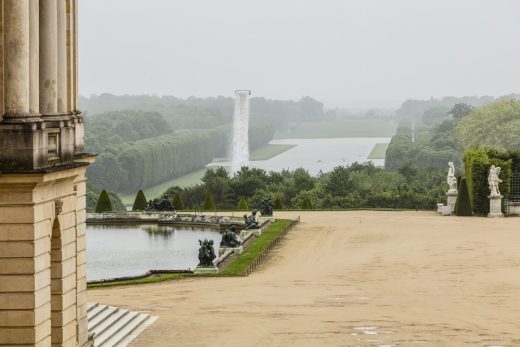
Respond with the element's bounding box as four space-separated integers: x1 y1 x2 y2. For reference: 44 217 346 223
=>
300 198 313 210
172 192 185 210
95 190 113 213
273 197 283 210
455 178 472 216
202 192 216 211
132 190 148 211
236 197 249 211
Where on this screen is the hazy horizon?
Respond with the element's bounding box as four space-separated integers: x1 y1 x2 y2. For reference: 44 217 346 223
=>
79 0 520 108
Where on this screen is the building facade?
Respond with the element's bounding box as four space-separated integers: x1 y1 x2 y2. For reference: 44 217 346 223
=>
0 0 93 346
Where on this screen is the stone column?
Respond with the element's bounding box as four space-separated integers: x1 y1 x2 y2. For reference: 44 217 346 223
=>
57 0 67 114
3 0 30 118
39 0 58 115
0 4 5 118
30 0 40 115
72 0 78 112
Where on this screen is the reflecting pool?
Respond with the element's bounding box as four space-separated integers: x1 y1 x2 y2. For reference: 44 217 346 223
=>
87 224 221 281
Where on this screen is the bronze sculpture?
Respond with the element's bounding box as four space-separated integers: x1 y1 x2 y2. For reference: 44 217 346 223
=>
220 226 242 248
197 239 216 267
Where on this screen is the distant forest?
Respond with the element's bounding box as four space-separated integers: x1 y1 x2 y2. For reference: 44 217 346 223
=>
386 94 520 172
82 94 328 194
80 94 326 132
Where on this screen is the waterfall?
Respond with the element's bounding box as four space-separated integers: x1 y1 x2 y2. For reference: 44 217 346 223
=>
231 90 251 173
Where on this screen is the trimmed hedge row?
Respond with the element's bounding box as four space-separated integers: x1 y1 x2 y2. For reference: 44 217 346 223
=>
464 148 515 215
88 123 274 193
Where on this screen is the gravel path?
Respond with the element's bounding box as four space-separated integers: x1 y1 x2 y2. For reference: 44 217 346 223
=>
88 211 520 346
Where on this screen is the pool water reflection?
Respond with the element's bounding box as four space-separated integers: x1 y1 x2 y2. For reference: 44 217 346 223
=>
87 224 221 281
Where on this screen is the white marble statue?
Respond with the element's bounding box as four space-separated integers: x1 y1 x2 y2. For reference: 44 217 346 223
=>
447 162 457 192
488 165 502 197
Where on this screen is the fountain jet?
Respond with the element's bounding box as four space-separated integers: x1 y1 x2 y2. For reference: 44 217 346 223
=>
231 90 251 173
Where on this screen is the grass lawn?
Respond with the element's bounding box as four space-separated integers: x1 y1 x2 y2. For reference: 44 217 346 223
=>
251 144 296 160
219 219 293 276
367 143 389 159
87 219 294 288
274 119 396 139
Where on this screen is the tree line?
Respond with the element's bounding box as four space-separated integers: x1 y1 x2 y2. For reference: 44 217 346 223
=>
80 94 326 131
152 163 446 211
87 123 274 194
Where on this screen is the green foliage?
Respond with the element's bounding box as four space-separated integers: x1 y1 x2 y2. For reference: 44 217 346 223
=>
165 162 446 211
81 94 325 132
95 190 113 213
87 123 274 194
449 103 473 120
86 184 125 212
300 198 313 210
172 192 185 210
202 192 216 211
85 110 172 153
385 121 462 171
455 178 472 216
273 197 283 210
236 197 250 211
464 148 512 215
132 190 148 211
457 99 520 151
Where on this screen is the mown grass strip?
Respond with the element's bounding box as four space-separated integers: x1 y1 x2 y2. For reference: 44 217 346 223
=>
87 273 190 289
219 219 292 276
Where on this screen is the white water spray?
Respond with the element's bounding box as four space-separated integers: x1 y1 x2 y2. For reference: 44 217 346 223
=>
231 90 251 173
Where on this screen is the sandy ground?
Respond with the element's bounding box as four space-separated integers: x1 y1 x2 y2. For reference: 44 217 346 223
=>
88 211 520 346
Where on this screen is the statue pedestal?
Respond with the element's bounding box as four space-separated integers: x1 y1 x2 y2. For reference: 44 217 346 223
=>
219 246 243 256
437 203 444 214
446 190 458 213
240 228 262 238
441 205 452 216
194 266 218 274
488 195 504 218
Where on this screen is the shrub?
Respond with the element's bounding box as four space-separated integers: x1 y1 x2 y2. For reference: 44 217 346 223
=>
132 190 148 211
236 197 249 211
273 197 283 210
455 178 472 216
464 148 512 215
172 192 185 210
95 190 113 213
300 198 313 210
202 192 216 211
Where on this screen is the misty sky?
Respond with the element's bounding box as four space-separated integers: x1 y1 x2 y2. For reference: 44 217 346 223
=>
79 0 520 108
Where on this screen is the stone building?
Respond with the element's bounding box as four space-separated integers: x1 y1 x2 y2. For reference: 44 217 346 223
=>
0 0 94 346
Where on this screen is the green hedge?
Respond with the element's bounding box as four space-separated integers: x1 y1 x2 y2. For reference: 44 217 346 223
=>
455 178 472 216
88 123 274 193
464 148 512 215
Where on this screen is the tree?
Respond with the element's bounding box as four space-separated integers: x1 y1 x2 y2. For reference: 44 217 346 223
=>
457 99 520 151
132 190 148 211
236 197 249 211
95 190 112 213
202 192 216 211
455 178 472 216
172 192 185 210
300 198 313 210
449 103 473 120
273 197 283 210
